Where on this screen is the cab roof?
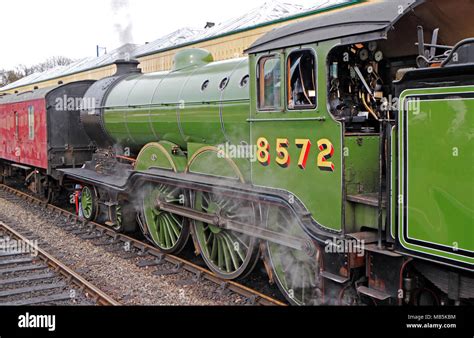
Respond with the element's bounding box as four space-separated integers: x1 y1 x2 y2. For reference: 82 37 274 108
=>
246 0 420 54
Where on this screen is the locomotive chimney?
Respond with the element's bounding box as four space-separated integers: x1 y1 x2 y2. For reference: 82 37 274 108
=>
114 59 142 76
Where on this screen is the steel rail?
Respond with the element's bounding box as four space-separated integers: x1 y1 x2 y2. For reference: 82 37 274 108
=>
0 220 120 306
0 184 286 306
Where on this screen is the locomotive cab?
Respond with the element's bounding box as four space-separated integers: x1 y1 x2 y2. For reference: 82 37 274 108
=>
247 0 474 303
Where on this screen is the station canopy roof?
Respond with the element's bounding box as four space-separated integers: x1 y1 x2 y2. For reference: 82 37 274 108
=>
0 0 348 92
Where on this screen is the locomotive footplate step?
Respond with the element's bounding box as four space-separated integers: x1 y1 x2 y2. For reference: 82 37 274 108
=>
347 231 379 244
320 271 350 284
357 286 391 301
347 193 387 208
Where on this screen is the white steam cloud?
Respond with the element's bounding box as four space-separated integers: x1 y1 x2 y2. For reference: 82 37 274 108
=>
111 0 134 45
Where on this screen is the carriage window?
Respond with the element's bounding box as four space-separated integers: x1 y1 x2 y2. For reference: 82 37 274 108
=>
14 111 19 139
257 56 281 111
28 106 35 140
287 50 317 110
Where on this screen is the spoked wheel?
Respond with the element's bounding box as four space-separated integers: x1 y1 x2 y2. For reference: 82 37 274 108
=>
264 207 319 305
192 191 259 280
142 184 190 254
115 205 124 232
113 202 137 233
81 186 98 222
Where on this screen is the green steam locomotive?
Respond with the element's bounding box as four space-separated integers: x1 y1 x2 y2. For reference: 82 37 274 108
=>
37 0 474 305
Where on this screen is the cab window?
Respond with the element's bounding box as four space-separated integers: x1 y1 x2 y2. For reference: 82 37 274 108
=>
287 50 317 110
257 56 281 111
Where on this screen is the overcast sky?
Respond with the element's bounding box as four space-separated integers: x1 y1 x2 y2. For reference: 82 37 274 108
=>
0 0 341 70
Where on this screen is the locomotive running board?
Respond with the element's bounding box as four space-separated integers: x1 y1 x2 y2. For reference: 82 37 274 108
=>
59 167 343 246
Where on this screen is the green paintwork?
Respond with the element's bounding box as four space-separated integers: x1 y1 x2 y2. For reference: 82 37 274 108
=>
391 125 397 239
344 136 380 232
135 141 187 173
399 86 474 265
143 185 186 251
172 49 214 71
81 186 93 220
193 191 259 279
249 41 343 231
187 143 252 182
344 136 379 196
187 143 247 181
104 41 346 232
103 52 250 150
346 203 386 233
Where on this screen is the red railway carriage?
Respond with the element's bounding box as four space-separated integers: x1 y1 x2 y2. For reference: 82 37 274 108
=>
0 81 95 198
0 89 49 169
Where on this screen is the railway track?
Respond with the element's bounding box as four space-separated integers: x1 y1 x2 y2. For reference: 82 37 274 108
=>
0 221 119 306
0 184 286 306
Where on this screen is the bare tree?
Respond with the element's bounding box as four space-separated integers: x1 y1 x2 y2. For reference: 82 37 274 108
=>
0 69 24 86
33 56 74 73
0 70 5 86
0 56 75 87
16 64 36 77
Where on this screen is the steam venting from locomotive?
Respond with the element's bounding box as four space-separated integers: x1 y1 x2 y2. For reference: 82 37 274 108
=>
111 0 134 45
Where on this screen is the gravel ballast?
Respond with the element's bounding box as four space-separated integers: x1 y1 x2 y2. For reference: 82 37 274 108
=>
0 196 246 305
